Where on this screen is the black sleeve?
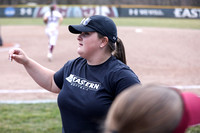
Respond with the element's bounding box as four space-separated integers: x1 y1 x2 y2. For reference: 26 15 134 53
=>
54 66 65 90
112 68 140 96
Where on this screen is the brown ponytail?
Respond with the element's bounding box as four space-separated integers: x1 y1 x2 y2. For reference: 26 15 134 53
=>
50 5 55 18
113 38 127 64
97 33 127 64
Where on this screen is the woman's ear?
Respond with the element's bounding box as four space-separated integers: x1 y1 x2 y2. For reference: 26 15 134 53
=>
100 37 109 48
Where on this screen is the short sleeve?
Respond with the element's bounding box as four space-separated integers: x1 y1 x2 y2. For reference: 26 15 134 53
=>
54 66 65 89
53 59 79 90
55 11 62 18
112 68 140 96
43 11 49 18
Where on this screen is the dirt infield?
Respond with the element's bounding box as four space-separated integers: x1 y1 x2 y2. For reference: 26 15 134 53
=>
0 25 200 101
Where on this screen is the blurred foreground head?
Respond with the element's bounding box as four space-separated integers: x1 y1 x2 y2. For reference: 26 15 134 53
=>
104 84 200 133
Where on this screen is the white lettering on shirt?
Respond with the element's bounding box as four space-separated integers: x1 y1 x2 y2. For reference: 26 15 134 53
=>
66 74 101 91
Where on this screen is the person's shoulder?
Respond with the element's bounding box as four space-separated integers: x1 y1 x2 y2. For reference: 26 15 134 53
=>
109 56 131 70
54 10 62 16
44 11 50 16
54 10 61 13
108 56 140 80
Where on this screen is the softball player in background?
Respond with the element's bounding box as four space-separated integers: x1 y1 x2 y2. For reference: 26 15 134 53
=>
43 4 63 61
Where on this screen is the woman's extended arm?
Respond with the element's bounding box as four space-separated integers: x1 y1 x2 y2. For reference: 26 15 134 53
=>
9 48 60 93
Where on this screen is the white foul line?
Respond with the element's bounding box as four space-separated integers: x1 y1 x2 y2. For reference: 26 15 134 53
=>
0 99 57 104
1 85 200 94
0 89 50 93
173 85 200 90
135 28 143 33
0 85 199 104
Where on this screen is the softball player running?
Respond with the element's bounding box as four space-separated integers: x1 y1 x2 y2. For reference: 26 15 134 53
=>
43 4 63 61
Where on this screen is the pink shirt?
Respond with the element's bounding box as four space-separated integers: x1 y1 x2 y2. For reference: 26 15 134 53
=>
174 92 200 133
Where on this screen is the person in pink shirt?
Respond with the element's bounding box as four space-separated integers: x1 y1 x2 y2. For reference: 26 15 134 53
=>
104 84 200 133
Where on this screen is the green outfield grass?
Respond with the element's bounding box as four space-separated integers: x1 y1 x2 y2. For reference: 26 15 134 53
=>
0 103 62 133
0 103 199 133
0 17 200 29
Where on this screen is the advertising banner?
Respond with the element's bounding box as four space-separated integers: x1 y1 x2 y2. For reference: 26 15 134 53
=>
0 6 118 18
1 7 34 17
119 7 200 19
0 6 199 19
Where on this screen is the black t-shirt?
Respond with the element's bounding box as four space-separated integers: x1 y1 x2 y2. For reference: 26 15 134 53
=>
54 56 140 133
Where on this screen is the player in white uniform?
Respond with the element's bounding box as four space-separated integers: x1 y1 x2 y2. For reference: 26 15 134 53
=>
43 4 63 61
